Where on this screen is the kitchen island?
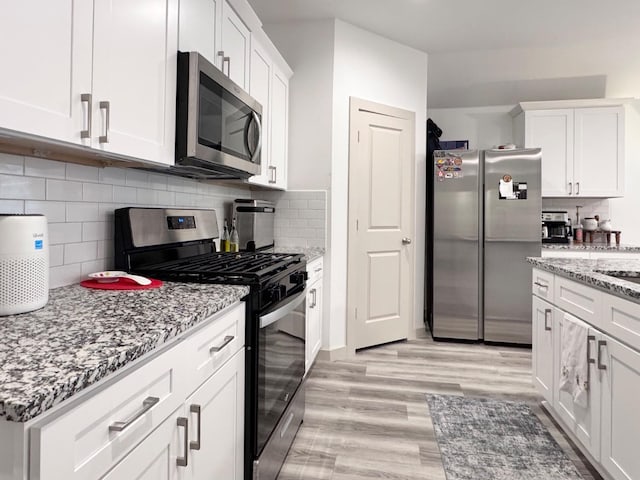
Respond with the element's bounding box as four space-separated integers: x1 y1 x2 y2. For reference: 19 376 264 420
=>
0 281 249 480
527 257 640 480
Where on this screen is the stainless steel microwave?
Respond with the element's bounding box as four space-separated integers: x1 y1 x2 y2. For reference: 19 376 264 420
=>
175 51 262 179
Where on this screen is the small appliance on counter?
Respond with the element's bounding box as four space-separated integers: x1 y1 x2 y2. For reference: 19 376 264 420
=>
0 214 49 316
231 199 275 251
541 210 572 244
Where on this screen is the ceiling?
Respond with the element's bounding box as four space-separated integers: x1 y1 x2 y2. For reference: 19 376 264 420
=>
246 0 640 54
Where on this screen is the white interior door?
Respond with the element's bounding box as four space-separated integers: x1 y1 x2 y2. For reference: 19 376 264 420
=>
348 98 415 351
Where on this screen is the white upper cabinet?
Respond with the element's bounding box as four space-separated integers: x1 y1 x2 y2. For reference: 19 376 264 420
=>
269 65 289 190
178 0 221 65
247 39 272 187
220 1 251 91
513 101 625 198
0 0 92 144
92 0 178 165
0 0 178 166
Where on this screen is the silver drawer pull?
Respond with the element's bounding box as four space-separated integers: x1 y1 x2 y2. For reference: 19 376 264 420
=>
544 308 552 331
189 404 201 451
210 335 234 353
587 335 596 380
177 417 189 467
533 281 548 289
597 340 607 370
314 267 322 273
108 396 159 432
99 101 110 144
80 93 92 139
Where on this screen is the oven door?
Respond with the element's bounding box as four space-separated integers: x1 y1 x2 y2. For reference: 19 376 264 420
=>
256 288 306 455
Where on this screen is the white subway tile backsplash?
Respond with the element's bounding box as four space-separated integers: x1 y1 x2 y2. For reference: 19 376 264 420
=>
25 158 66 179
137 188 158 205
0 174 45 200
50 264 82 289
83 183 113 202
64 241 98 264
308 200 325 210
46 179 82 201
25 201 66 222
157 190 176 206
49 244 64 267
82 222 112 242
66 202 99 222
148 173 169 190
125 170 149 188
97 239 114 260
0 199 24 214
0 153 24 175
289 199 308 209
113 185 137 204
49 223 82 245
99 167 127 186
66 163 100 182
81 259 108 277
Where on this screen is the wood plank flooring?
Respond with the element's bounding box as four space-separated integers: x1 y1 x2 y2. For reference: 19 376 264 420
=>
278 329 602 480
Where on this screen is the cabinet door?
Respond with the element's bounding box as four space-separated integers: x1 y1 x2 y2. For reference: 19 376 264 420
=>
220 1 250 91
599 334 640 480
186 349 244 480
532 296 554 404
306 278 322 374
0 1 92 144
92 0 178 165
247 39 272 186
574 106 625 197
269 66 289 189
524 109 574 197
178 0 221 64
553 311 601 460
102 410 188 480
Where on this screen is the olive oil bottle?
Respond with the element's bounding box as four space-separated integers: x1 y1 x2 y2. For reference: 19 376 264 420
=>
229 217 239 253
221 219 230 252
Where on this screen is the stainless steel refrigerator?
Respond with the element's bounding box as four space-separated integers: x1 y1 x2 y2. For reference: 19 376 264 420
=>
431 148 541 344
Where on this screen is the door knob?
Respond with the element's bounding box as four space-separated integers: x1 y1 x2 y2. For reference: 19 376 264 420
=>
402 237 412 245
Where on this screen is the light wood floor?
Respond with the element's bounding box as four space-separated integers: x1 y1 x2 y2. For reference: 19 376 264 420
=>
278 328 601 480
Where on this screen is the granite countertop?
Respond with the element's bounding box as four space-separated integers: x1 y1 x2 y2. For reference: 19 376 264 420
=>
272 246 325 262
0 282 249 423
542 243 640 252
527 257 640 302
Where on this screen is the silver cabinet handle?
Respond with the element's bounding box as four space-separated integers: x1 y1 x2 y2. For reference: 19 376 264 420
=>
587 335 596 379
81 93 92 139
177 417 189 467
314 267 322 273
533 281 548 290
310 288 317 308
576 181 580 195
210 335 234 353
268 165 277 184
544 308 552 331
99 101 110 144
402 237 412 245
108 396 159 432
569 182 573 195
217 51 230 76
189 405 201 451
597 340 607 370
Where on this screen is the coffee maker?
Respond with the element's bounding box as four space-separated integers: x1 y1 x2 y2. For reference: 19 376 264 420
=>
542 210 572 243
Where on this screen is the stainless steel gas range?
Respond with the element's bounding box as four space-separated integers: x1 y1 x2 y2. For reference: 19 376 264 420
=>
114 207 307 480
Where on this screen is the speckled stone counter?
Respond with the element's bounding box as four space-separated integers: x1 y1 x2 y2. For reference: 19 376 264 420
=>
542 243 640 252
272 246 325 262
527 257 640 302
0 282 249 422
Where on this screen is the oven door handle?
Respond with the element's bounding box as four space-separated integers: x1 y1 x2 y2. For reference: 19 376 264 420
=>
259 288 307 329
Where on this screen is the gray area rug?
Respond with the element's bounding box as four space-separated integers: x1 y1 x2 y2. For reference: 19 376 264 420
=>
426 394 583 480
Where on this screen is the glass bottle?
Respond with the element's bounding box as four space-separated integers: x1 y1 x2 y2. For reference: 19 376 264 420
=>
229 217 239 253
221 219 230 252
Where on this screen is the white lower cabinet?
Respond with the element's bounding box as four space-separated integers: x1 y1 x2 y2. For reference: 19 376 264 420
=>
17 302 246 480
531 268 640 480
305 257 324 374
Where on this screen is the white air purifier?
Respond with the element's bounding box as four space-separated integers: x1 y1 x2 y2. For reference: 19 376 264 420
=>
0 214 49 316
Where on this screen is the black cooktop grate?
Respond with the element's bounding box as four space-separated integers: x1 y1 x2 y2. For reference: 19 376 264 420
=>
137 251 303 284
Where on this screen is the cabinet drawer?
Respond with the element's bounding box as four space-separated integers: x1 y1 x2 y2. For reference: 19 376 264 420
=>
184 301 245 393
602 294 640 351
554 276 602 328
532 268 554 301
30 342 188 480
306 257 324 284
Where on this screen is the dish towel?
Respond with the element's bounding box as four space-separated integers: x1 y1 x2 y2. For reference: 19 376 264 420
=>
559 316 589 408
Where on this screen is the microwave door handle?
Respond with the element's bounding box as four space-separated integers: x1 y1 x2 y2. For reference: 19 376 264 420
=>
244 114 253 158
251 111 262 164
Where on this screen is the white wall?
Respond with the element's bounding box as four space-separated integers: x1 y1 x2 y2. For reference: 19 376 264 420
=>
266 19 428 352
331 20 428 349
428 35 640 109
